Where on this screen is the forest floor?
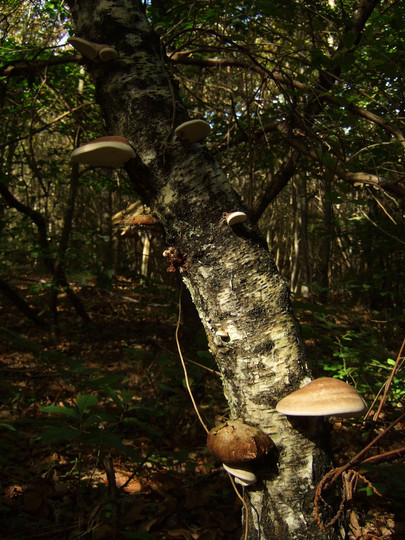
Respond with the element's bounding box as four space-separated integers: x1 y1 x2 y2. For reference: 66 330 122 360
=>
0 275 404 539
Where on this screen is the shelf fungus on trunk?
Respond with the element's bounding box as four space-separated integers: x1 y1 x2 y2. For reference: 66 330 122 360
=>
68 37 118 62
276 377 367 417
207 419 275 486
225 211 247 226
121 214 162 237
70 136 136 168
215 329 230 341
175 119 211 144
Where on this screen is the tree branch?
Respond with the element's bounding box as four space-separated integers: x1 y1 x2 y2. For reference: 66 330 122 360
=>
0 275 47 327
251 153 300 223
0 175 54 272
0 53 84 77
280 131 405 197
169 55 404 149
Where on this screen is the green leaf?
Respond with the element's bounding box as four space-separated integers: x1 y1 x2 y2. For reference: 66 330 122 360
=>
40 405 79 420
41 426 82 443
76 394 98 413
333 52 355 72
310 49 330 68
122 417 162 437
103 386 124 409
120 390 134 406
317 150 337 167
0 423 16 432
82 414 104 427
82 411 117 426
83 431 135 456
341 31 357 49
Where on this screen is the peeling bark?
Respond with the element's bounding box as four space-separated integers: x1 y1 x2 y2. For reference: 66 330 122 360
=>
66 1 344 537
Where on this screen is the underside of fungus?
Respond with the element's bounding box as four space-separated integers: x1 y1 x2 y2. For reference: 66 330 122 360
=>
175 119 211 144
70 136 135 168
222 464 257 486
121 214 161 237
225 211 247 226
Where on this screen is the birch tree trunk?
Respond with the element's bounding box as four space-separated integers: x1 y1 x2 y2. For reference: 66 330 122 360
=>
67 1 343 537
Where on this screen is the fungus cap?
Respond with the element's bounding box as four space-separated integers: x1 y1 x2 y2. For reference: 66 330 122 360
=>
154 25 165 36
68 37 118 61
175 119 211 144
70 136 135 168
207 419 274 465
215 329 230 340
98 46 119 62
68 37 99 59
225 211 247 226
121 215 161 237
276 377 367 417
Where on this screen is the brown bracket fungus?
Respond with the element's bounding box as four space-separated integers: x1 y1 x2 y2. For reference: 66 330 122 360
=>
276 377 367 417
175 119 211 144
207 419 275 486
225 211 247 226
121 214 161 237
68 37 118 62
70 136 136 168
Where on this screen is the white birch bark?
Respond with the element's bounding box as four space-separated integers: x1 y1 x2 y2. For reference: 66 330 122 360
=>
67 1 344 537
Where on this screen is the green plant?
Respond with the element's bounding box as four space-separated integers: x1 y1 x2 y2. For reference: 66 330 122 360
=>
39 393 135 457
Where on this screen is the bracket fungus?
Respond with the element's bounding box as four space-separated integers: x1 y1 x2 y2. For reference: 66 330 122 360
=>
68 37 118 62
121 214 161 237
70 136 136 168
225 211 247 226
276 377 367 417
154 25 165 37
207 419 274 486
215 329 230 341
175 119 211 144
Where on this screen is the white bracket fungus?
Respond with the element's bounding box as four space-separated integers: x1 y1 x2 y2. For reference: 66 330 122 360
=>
222 463 257 486
70 136 136 168
215 329 230 340
276 377 367 417
68 37 118 62
175 119 211 144
225 211 247 226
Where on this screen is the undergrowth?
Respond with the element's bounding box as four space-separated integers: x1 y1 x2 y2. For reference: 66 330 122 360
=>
0 278 404 539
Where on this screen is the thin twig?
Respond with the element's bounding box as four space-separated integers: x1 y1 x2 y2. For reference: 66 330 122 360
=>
315 410 405 529
362 445 405 465
332 411 405 483
360 210 405 245
373 336 405 421
175 283 209 433
158 343 222 376
227 472 249 540
175 284 250 538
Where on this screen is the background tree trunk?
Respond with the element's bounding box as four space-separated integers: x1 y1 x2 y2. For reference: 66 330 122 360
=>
66 1 342 537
